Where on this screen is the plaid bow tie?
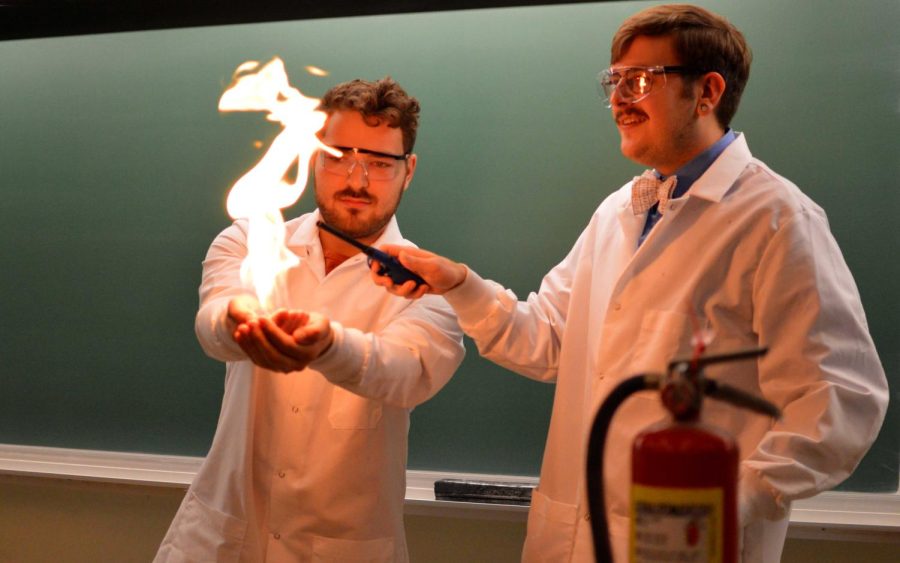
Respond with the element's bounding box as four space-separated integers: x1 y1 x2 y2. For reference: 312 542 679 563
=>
631 169 678 215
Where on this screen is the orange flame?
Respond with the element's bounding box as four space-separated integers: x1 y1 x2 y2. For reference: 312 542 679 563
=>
218 57 338 311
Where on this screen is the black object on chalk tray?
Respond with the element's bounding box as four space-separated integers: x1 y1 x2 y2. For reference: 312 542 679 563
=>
434 479 535 505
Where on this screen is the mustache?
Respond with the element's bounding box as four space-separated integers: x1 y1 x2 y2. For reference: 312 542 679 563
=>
334 187 376 202
614 108 647 122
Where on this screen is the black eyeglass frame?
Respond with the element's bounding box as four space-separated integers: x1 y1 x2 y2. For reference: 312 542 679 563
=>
329 145 410 161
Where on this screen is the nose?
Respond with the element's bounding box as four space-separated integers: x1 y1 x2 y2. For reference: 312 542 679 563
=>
346 157 369 189
609 82 629 108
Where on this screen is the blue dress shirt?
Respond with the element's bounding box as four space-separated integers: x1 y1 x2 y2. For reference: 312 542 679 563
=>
638 129 738 246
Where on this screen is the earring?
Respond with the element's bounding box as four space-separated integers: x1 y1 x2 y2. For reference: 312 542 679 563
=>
700 104 709 112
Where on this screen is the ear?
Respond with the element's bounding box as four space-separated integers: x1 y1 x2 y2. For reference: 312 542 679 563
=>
402 153 417 191
697 71 727 116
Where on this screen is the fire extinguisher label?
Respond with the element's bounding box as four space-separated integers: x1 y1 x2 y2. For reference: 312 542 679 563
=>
630 485 723 562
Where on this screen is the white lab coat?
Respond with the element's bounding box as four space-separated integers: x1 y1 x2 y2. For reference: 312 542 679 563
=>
444 134 888 562
155 210 465 563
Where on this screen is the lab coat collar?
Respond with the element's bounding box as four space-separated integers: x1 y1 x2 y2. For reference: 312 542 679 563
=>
617 133 752 218
615 133 753 255
686 132 753 204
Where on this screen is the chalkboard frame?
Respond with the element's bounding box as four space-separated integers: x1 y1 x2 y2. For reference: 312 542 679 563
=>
0 0 895 492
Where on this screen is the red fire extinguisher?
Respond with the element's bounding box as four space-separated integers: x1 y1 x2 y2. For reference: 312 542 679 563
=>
586 347 781 563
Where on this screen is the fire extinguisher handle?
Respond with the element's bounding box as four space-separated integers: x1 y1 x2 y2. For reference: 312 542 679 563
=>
669 346 768 371
704 379 782 420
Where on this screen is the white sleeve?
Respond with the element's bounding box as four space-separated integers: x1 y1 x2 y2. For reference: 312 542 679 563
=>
740 207 889 521
309 294 465 409
441 225 588 383
194 220 255 362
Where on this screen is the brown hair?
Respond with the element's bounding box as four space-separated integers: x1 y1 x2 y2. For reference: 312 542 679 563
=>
318 77 420 154
611 4 751 128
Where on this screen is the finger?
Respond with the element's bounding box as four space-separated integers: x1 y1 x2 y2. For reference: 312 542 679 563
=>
370 264 396 289
258 317 316 371
259 317 307 359
369 260 392 284
270 309 289 328
293 324 325 345
273 310 308 333
293 314 330 345
228 295 260 324
234 323 280 371
396 250 419 270
396 252 442 290
376 244 404 258
228 304 250 325
244 320 296 372
379 244 432 260
410 284 430 300
397 279 418 297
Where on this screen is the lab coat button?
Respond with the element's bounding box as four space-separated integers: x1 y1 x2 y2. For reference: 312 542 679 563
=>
613 302 622 311
273 532 281 540
278 471 286 478
584 513 591 521
291 406 299 413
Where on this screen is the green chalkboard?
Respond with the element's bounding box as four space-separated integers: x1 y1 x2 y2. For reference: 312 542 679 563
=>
1 0 896 492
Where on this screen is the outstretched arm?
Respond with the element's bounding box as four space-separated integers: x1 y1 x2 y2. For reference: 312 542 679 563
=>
369 223 589 384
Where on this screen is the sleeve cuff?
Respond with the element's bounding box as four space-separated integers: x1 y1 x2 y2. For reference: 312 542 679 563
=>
195 298 245 360
443 267 503 327
738 466 787 525
308 322 368 385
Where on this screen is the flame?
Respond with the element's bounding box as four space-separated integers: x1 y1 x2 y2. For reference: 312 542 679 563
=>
219 57 338 311
305 65 329 77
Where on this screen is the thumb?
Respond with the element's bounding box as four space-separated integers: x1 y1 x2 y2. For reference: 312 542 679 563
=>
397 250 427 271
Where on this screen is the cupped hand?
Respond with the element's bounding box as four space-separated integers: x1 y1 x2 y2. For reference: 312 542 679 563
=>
229 300 334 373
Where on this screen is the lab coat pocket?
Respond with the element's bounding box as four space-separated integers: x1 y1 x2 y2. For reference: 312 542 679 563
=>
328 385 383 429
163 491 246 563
522 488 578 563
628 309 692 374
311 535 394 562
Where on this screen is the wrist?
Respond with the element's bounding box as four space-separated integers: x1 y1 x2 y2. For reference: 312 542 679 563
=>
317 327 335 357
450 262 468 290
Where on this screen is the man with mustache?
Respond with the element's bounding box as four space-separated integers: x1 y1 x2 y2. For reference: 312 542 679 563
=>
372 4 888 562
155 77 464 562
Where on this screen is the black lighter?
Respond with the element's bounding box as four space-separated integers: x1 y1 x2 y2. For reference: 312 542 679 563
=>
317 221 426 288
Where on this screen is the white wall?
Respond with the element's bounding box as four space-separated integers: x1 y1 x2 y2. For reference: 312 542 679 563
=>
0 475 895 563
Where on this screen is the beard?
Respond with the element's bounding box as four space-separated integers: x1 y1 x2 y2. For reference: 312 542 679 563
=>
316 185 404 240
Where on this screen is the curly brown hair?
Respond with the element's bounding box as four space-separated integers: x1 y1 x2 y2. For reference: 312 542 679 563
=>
318 77 421 154
611 4 752 129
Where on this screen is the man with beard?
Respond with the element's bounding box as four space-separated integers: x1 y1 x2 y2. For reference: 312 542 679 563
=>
371 5 888 563
155 77 464 563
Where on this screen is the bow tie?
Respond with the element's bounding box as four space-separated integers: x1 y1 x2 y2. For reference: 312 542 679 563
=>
631 169 678 215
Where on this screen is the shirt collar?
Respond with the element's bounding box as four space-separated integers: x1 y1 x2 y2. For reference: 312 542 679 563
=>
662 128 738 199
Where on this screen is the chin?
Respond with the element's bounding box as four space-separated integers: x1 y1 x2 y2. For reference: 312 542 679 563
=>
338 215 386 240
619 142 647 166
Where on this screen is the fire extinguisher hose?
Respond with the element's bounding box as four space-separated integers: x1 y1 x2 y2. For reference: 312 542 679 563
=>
586 374 657 563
